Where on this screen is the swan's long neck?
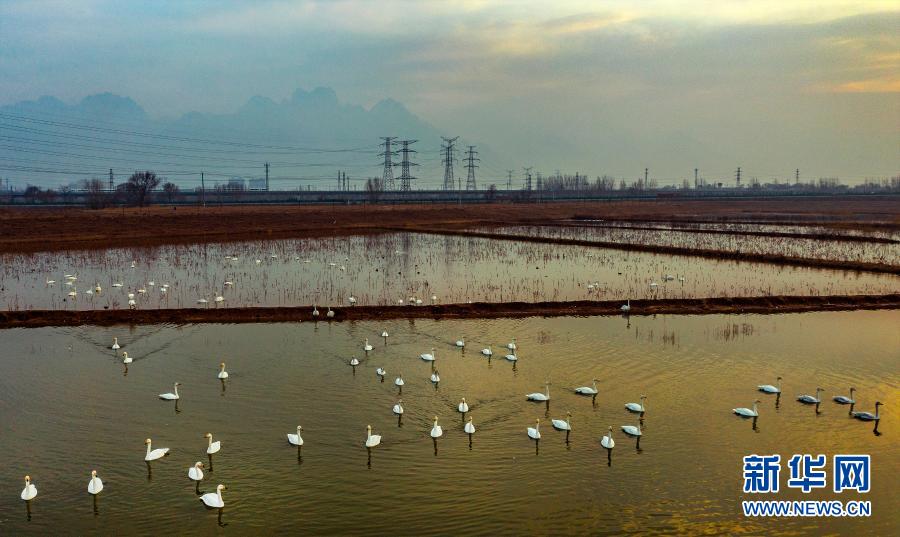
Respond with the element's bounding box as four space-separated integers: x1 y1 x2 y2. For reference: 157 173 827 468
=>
545 384 550 397
752 402 758 413
146 442 152 457
207 435 212 447
217 488 223 502
174 384 179 397
777 378 782 390
592 380 597 390
874 405 879 419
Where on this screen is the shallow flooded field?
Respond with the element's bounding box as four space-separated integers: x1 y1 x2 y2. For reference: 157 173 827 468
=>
1 233 897 311
563 220 900 240
0 311 896 535
489 225 900 265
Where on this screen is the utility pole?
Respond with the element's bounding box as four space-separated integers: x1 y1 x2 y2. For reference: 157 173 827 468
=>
379 137 398 190
108 168 114 191
200 171 206 206
398 140 418 192
265 162 270 191
441 136 459 190
338 171 342 191
735 166 742 187
694 168 698 189
464 145 479 190
523 166 533 190
507 170 513 190
644 168 649 186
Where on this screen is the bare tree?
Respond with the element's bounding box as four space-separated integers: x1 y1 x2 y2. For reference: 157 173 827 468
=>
486 183 498 202
365 177 384 203
162 182 179 203
82 178 110 209
23 185 41 204
125 171 161 207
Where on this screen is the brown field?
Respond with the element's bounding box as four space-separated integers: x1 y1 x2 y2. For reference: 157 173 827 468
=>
1 196 898 253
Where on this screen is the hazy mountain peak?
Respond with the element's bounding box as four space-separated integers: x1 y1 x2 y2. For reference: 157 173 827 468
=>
78 92 146 119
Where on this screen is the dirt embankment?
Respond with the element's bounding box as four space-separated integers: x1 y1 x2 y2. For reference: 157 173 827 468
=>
2 294 897 328
1 197 897 253
393 228 900 274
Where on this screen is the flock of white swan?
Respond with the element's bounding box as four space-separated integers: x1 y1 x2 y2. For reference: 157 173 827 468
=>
17 328 662 510
732 376 884 423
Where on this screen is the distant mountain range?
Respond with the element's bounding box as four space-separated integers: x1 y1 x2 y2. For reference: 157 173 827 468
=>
0 88 485 189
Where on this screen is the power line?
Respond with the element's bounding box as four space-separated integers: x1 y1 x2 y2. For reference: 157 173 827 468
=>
397 140 418 191
379 137 398 190
441 136 458 191
464 145 479 190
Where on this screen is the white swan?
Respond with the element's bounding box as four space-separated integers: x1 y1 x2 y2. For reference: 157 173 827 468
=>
797 387 824 404
395 375 405 386
112 282 123 288
430 370 441 383
365 425 381 448
464 416 476 434
111 337 120 350
430 416 443 438
526 382 550 402
758 376 782 394
852 401 882 421
122 351 132 364
327 307 335 318
458 398 469 413
21 476 37 501
144 438 169 461
600 426 615 449
381 330 389 338
312 305 319 317
205 433 221 455
527 419 541 440
287 426 304 446
376 367 386 377
392 400 404 415
833 387 856 404
159 382 181 400
456 338 465 348
217 362 228 379
214 295 224 304
733 400 760 417
505 350 518 362
420 348 436 361
200 484 225 509
621 423 642 436
481 347 492 356
620 300 631 312
575 378 599 395
188 462 204 482
364 338 373 352
349 357 360 366
625 395 647 413
507 338 517 351
552 412 572 431
87 470 103 495
348 296 357 305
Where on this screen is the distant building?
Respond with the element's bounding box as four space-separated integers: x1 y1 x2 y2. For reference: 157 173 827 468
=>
248 178 267 191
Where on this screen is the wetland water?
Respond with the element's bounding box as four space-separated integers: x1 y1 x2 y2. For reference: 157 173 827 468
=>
0 311 897 535
1 232 897 311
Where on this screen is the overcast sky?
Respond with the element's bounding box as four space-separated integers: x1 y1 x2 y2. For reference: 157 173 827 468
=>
1 0 897 183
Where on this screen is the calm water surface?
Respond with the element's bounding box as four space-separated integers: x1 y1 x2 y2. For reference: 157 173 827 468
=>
0 311 897 535
1 233 897 310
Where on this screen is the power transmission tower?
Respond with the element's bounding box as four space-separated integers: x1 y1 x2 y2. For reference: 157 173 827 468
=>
694 168 698 188
108 168 114 191
464 145 479 190
644 168 649 186
200 171 206 206
379 137 398 190
795 168 800 184
398 140 418 191
523 166 533 190
441 136 459 190
735 166 741 187
507 170 513 190
265 162 270 191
